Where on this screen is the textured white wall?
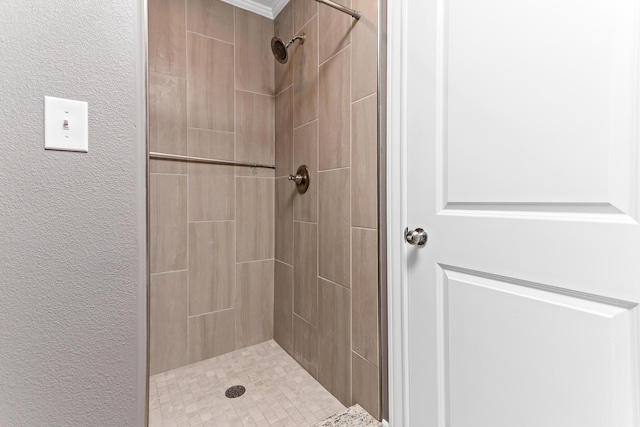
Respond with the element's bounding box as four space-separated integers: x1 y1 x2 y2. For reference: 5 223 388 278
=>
0 1 146 425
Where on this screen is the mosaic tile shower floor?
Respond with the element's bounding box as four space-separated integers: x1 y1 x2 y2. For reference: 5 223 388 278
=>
149 340 348 427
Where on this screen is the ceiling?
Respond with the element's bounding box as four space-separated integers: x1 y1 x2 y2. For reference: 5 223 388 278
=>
221 0 291 19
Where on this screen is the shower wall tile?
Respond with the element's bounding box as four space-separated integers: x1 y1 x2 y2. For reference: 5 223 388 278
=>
235 9 275 95
351 95 378 229
149 0 186 77
293 314 319 378
186 0 234 43
318 0 352 64
318 278 352 406
150 174 187 273
236 91 275 164
187 32 234 131
187 129 235 221
294 0 318 34
352 351 380 419
352 228 379 365
293 120 318 222
149 72 187 174
318 169 350 287
275 177 294 265
274 1 294 95
236 260 275 348
150 271 188 375
188 221 235 315
275 86 293 178
294 221 318 325
274 261 294 354
293 17 318 128
236 178 275 262
188 309 236 364
351 0 378 101
319 46 351 170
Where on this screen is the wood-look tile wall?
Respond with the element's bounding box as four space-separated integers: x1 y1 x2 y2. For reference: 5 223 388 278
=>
149 0 275 375
274 0 381 419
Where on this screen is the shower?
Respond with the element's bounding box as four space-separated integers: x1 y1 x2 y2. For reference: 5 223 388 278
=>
270 33 306 64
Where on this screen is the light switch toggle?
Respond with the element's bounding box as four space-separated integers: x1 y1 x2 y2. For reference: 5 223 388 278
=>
44 96 88 152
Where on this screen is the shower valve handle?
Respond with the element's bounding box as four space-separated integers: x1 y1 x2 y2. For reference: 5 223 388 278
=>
288 174 305 185
288 165 311 194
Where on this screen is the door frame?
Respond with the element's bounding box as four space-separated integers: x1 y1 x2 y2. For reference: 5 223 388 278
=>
386 0 410 425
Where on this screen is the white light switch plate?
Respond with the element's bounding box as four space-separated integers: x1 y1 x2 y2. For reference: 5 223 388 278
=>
44 96 88 152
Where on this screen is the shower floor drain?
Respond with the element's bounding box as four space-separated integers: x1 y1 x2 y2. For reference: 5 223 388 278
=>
225 385 246 398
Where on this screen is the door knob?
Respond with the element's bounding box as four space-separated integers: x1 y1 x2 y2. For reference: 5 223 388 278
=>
405 227 427 246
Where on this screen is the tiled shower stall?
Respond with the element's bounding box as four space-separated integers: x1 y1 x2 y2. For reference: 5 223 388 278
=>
149 0 381 419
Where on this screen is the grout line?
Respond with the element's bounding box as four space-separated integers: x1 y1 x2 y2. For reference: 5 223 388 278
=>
187 30 234 46
319 43 352 68
188 307 235 319
274 83 294 98
352 225 378 231
184 0 191 364
318 275 351 292
275 259 294 268
294 219 318 225
236 258 275 266
318 166 350 173
351 91 377 106
187 126 235 133
297 12 318 36
188 219 235 224
236 88 276 98
150 269 189 276
294 118 319 131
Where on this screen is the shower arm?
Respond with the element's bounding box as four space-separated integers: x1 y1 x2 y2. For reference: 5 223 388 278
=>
285 34 306 48
315 0 362 20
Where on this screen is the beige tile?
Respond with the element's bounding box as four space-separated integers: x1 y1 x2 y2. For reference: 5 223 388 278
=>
275 86 294 178
351 95 378 228
293 17 318 128
352 228 379 365
187 129 235 221
293 314 318 378
351 0 378 101
235 9 275 95
274 2 294 95
150 271 188 374
150 174 187 273
293 120 318 222
188 309 236 364
352 352 380 420
294 0 318 34
318 278 352 406
187 32 234 131
318 0 353 64
188 221 235 315
149 0 186 77
274 261 294 354
318 169 350 287
236 91 275 164
294 221 318 325
149 72 187 174
149 159 186 175
236 178 275 262
319 46 351 170
236 260 275 348
275 177 295 265
186 0 234 43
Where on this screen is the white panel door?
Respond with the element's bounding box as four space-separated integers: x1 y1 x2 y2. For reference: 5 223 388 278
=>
403 0 640 425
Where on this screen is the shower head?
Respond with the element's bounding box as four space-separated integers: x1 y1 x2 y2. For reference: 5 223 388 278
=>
271 33 306 64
